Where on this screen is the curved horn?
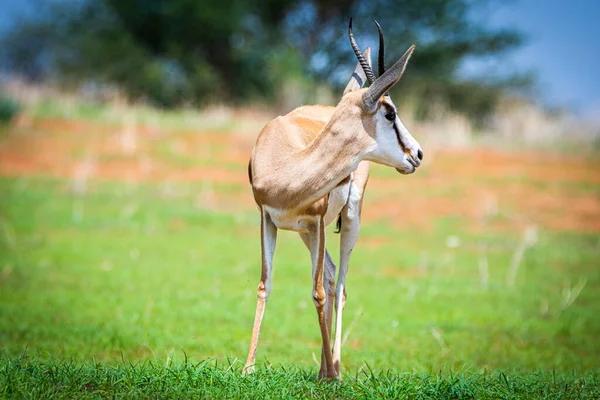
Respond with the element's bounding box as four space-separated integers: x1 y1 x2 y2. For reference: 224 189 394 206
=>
344 47 371 95
373 20 385 77
348 18 376 85
363 44 416 111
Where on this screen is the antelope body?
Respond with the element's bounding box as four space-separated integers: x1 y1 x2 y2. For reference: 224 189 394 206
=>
244 19 423 380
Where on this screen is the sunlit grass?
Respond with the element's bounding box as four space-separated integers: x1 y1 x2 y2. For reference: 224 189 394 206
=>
2 356 598 399
1 177 598 375
0 109 599 396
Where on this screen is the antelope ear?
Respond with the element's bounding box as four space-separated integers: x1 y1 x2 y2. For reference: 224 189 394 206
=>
362 44 415 111
344 47 372 95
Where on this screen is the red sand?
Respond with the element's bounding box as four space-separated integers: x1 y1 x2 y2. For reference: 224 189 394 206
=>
1 116 599 234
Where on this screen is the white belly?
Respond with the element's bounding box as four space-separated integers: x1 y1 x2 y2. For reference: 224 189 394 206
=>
263 179 351 232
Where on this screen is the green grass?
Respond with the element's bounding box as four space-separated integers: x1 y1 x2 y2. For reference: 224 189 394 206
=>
2 356 598 399
30 98 257 132
0 173 599 397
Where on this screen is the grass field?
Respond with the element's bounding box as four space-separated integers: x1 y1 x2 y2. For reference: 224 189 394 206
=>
0 107 599 397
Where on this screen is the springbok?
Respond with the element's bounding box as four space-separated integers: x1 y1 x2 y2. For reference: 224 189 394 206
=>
244 19 423 380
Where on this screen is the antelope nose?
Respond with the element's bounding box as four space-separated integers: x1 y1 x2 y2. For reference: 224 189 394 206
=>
417 149 423 161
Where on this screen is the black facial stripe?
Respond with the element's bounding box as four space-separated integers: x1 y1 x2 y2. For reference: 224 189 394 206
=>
381 101 407 152
393 123 408 152
351 72 363 88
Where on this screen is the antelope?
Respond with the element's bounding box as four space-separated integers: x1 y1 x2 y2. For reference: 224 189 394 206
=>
244 19 423 380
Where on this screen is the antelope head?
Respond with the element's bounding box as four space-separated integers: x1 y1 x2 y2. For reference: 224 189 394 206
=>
344 19 423 175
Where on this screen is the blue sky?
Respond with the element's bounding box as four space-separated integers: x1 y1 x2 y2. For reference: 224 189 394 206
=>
1 0 599 116
486 0 600 116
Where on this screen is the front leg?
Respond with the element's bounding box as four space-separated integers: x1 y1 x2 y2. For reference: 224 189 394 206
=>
331 202 360 375
332 163 368 375
307 217 336 380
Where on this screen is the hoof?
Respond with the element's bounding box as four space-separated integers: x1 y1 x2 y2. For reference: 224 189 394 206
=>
242 364 255 376
318 373 340 383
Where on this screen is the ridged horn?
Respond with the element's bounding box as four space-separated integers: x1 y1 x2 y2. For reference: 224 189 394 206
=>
348 18 376 85
343 47 371 95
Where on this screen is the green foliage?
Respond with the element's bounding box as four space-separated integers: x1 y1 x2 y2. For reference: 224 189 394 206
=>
1 0 526 115
0 96 21 124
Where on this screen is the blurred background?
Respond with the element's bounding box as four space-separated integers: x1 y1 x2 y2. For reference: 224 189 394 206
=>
1 0 599 141
0 0 598 373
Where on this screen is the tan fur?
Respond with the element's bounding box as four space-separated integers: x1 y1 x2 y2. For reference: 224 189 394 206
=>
249 90 375 214
244 40 421 380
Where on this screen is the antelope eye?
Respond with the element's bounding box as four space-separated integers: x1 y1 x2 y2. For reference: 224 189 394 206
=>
385 111 396 121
